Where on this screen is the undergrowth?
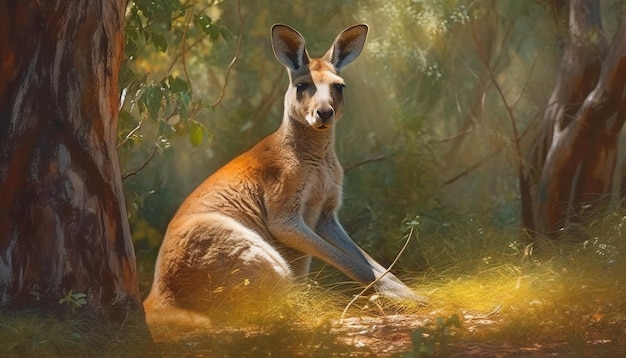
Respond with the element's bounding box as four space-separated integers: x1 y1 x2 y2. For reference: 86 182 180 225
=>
0 311 153 357
2 212 625 356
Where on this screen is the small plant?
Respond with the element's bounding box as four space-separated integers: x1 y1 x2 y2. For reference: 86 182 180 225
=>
400 314 461 357
59 291 88 313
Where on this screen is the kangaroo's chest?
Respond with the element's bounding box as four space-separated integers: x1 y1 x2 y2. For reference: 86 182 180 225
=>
300 163 342 227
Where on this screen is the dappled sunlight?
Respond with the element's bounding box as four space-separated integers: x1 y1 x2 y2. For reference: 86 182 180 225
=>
9 0 618 356
410 217 626 352
3 218 626 356
2 0 626 356
137 214 626 356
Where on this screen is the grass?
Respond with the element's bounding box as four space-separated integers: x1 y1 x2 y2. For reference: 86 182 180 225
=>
2 213 626 356
0 312 153 357
408 212 626 355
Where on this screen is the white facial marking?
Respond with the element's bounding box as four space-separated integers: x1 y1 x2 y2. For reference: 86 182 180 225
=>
306 71 343 129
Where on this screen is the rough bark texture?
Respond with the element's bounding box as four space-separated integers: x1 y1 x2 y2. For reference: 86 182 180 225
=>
0 0 142 320
521 0 626 237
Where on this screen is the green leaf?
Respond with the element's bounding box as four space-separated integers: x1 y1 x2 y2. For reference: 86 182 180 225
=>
119 66 136 89
157 120 175 140
177 92 191 120
411 328 427 352
151 33 168 52
418 341 435 355
144 84 164 120
168 76 189 93
447 314 461 328
189 122 205 147
195 16 231 43
195 14 214 35
219 25 233 42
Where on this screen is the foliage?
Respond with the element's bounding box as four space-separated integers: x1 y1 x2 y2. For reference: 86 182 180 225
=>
120 0 232 154
118 0 626 313
0 311 153 357
5 0 626 356
120 0 234 249
58 291 88 315
400 314 461 357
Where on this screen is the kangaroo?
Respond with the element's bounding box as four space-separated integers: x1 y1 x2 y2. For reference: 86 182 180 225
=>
144 24 426 317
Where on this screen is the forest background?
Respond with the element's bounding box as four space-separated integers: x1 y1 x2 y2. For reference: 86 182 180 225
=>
123 0 625 278
3 0 626 356
123 2 626 353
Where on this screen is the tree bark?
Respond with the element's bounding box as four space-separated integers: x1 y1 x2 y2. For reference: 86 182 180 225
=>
522 0 626 236
0 0 142 321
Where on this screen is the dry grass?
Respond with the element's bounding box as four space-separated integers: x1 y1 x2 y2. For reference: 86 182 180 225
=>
2 213 626 356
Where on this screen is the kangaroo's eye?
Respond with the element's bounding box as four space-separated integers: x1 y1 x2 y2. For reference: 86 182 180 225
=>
295 82 310 92
333 83 345 93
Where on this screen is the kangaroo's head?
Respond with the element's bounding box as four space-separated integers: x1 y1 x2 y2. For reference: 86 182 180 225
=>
271 24 368 131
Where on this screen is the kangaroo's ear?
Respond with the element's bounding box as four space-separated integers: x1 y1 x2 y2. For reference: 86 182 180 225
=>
326 24 368 72
271 24 310 72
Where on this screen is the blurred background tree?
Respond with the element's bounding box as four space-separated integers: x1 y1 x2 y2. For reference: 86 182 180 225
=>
120 0 626 288
522 0 626 237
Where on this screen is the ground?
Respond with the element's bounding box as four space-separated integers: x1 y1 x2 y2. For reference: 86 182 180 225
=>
148 311 625 357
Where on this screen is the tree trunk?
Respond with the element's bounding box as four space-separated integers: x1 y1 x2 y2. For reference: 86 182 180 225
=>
0 0 142 321
521 0 626 237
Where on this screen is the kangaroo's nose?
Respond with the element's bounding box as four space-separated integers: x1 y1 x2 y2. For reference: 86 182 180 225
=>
317 109 334 121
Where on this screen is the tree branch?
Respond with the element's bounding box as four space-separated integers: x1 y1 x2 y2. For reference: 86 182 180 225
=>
181 10 193 93
442 151 499 186
339 224 417 323
343 155 390 174
210 0 243 108
117 121 142 149
122 146 158 181
471 24 523 163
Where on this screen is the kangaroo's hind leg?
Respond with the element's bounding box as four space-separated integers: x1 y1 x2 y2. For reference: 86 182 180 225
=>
146 213 294 314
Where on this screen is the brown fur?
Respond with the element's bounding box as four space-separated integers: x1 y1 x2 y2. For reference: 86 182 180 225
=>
144 24 426 321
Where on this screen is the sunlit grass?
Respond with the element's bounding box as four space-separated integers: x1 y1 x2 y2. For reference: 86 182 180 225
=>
407 212 626 354
2 213 625 356
142 212 626 355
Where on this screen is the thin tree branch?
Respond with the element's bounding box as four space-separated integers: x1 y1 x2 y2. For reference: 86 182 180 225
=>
442 100 556 187
165 2 213 75
471 25 522 158
343 155 390 174
470 21 530 223
181 10 193 93
211 0 243 107
166 33 211 74
247 70 286 127
122 146 158 181
442 150 499 186
436 118 476 144
117 121 143 149
339 224 417 324
511 56 538 110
